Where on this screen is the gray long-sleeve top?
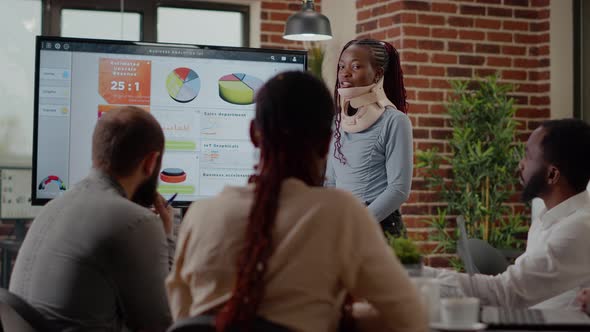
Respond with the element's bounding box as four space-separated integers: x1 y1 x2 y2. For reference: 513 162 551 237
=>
10 170 174 332
325 107 413 222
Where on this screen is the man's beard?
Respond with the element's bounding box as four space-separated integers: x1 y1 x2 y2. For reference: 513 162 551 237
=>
521 167 548 202
132 169 160 207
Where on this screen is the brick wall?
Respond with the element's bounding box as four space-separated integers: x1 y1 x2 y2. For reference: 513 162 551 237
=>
260 0 322 49
259 0 551 266
355 0 551 266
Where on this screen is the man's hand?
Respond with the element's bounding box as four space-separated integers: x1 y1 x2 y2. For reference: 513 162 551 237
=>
153 194 174 236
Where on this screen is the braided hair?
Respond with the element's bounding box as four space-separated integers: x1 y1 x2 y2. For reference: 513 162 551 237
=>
333 39 407 164
215 71 334 331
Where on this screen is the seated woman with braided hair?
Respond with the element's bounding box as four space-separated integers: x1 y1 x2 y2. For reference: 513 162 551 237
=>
165 71 427 332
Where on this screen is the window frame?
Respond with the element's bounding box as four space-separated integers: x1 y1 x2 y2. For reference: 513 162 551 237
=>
156 1 250 46
41 0 250 46
573 0 590 122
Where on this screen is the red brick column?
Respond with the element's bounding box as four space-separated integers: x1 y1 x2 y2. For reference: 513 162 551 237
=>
356 0 550 266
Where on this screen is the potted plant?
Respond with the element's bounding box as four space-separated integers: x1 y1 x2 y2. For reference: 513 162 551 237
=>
416 75 529 270
387 234 423 276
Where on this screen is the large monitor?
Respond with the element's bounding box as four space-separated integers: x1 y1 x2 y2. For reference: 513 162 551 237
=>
32 36 306 206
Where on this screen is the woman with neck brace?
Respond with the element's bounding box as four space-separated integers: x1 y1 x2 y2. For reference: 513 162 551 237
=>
325 39 413 238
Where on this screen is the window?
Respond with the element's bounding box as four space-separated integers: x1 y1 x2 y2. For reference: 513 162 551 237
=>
158 7 244 47
0 0 249 163
574 0 590 122
44 0 249 46
0 0 41 161
61 9 141 41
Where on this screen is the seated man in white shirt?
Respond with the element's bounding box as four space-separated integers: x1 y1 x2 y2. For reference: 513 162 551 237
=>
427 118 590 309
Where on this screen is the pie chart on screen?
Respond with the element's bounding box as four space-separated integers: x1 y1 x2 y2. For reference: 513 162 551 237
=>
166 67 201 103
218 73 264 105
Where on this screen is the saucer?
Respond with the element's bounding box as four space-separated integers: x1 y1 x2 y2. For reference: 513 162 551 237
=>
430 322 487 331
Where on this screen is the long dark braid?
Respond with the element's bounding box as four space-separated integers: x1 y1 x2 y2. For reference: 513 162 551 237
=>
216 72 334 331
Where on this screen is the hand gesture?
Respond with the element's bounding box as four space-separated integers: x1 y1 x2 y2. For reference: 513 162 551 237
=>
153 194 174 236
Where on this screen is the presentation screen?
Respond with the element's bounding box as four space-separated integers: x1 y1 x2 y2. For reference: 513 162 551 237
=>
32 36 306 206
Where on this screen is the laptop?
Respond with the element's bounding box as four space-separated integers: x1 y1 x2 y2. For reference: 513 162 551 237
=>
456 216 590 330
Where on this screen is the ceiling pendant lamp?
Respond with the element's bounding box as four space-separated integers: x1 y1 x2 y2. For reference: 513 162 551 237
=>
283 0 333 41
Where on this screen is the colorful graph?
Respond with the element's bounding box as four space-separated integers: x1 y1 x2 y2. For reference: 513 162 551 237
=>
218 73 263 105
166 68 201 103
160 168 187 183
38 175 66 191
99 58 151 105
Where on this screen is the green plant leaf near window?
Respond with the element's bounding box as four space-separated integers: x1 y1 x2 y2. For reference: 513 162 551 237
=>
416 75 529 270
307 42 325 81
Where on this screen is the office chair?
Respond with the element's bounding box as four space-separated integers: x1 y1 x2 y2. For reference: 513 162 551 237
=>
466 238 510 275
166 314 290 332
0 288 56 332
456 216 510 276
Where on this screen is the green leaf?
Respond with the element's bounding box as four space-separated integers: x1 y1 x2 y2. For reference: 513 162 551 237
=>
416 74 529 269
387 234 423 264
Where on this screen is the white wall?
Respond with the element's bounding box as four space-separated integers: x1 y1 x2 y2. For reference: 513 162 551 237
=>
321 0 356 93
550 0 574 119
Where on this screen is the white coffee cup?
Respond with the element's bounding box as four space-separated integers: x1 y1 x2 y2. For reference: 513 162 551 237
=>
411 277 441 323
440 297 480 327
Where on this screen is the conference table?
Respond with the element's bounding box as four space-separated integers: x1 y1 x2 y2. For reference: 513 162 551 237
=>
429 328 584 331
430 328 582 331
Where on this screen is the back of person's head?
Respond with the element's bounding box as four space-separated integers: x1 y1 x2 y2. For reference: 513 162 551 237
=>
540 118 590 193
216 71 334 331
334 39 407 114
92 106 164 177
252 71 334 178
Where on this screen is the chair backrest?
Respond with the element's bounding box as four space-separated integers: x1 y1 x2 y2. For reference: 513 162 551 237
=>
456 216 478 276
0 288 55 332
166 315 215 332
466 238 510 276
456 216 510 276
167 315 291 332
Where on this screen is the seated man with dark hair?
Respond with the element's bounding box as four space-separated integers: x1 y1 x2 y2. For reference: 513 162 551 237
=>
427 118 590 309
10 106 175 331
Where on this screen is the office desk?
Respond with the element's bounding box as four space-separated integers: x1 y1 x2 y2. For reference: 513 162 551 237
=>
0 239 22 288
